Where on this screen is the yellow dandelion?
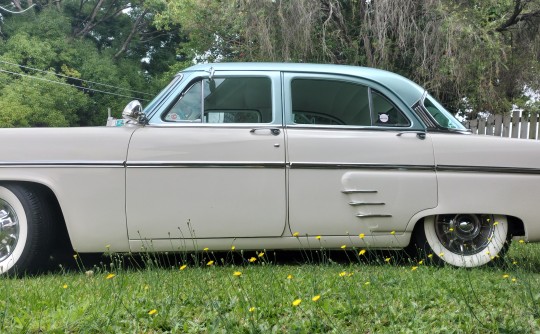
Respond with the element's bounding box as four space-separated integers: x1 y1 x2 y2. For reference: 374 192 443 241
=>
233 271 242 277
485 251 490 255
364 281 370 285
341 245 346 249
249 307 256 312
179 264 187 270
203 247 209 251
312 295 321 302
390 231 396 235
206 260 214 266
293 232 300 237
62 284 68 289
512 261 518 265
428 254 433 258
519 239 525 244
144 285 149 290
339 272 347 277
384 257 391 263
512 278 517 282
359 249 366 256
292 299 302 306
316 235 321 240
249 257 257 263
418 260 424 265
148 309 157 315
494 221 499 226
411 266 418 271
231 246 236 250
287 274 293 280
106 273 116 279
449 228 454 232
73 254 78 259
359 233 365 239
439 252 444 257
502 274 510 279
348 272 354 277
258 252 265 258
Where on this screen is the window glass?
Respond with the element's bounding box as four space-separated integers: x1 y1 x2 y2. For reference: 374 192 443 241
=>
423 95 466 130
163 77 272 124
371 90 410 127
291 79 371 126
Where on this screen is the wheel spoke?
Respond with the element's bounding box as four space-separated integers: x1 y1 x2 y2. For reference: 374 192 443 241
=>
0 200 19 262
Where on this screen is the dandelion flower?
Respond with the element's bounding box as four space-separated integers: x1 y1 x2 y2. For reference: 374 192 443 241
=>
233 271 242 277
359 233 365 239
390 231 396 235
493 221 499 226
359 249 366 256
449 228 454 232
287 274 293 280
418 260 424 265
148 309 157 315
411 266 418 271
438 252 444 257
249 257 257 263
293 232 300 237
512 278 517 282
207 260 214 266
62 284 68 289
249 307 256 312
73 254 78 259
341 245 346 249
485 251 490 255
364 281 370 285
292 299 302 306
231 246 236 250
203 247 209 251
258 252 265 258
512 261 518 265
519 239 525 244
428 254 433 258
312 295 321 302
339 272 347 277
384 257 391 263
502 274 509 279
348 272 354 277
179 264 187 270
106 273 116 279
316 235 321 240
144 285 149 290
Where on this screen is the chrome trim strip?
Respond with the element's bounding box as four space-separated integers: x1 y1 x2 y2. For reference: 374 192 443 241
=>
0 161 125 168
436 165 540 175
291 163 434 171
342 190 377 194
356 214 393 218
126 161 285 168
349 201 385 206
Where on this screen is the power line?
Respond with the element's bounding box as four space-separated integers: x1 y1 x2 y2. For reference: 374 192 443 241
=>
0 59 154 97
0 68 151 101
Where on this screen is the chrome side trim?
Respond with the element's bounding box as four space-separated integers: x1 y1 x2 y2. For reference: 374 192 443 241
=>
349 201 385 206
126 161 285 168
342 190 377 194
356 214 393 218
0 161 125 168
436 165 540 175
290 163 435 171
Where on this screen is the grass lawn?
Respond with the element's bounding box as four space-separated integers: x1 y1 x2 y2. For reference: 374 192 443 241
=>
1 242 539 333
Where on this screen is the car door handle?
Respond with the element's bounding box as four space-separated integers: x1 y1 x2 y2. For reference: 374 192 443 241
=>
396 131 426 140
250 128 281 136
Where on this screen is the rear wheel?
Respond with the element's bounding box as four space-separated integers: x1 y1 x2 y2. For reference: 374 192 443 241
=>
0 184 53 275
414 214 509 267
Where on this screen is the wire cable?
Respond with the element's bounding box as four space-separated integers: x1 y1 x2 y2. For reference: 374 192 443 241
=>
0 68 151 101
0 59 154 97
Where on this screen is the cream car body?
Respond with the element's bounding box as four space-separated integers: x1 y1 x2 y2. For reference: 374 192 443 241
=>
0 63 537 273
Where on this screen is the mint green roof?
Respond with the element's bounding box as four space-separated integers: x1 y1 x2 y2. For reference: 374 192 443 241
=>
182 62 425 107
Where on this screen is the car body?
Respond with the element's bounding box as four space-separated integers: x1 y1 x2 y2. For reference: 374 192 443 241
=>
0 62 538 273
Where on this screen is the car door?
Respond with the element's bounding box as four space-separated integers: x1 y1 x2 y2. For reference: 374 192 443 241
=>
283 73 437 236
126 71 286 241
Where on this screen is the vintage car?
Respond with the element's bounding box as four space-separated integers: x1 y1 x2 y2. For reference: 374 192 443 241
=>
0 62 538 274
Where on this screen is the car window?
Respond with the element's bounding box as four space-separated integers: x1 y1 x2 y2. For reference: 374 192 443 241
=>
162 77 272 124
291 79 371 126
371 90 410 127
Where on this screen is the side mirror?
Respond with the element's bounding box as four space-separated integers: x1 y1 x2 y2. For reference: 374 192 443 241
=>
122 100 147 124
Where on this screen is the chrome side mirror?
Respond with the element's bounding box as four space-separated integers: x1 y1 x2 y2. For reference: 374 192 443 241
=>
122 100 147 124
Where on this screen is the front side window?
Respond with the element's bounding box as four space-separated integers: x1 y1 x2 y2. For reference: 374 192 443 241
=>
291 78 409 127
162 77 272 124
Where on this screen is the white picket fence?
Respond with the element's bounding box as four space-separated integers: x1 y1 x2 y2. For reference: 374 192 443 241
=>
463 111 540 140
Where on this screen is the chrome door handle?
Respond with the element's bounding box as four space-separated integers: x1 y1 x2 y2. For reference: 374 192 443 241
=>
250 128 281 136
396 131 426 140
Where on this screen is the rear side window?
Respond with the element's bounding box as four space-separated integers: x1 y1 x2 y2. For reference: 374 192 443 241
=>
291 78 409 127
163 77 272 124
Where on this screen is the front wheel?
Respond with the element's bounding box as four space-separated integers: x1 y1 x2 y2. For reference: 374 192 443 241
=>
0 184 53 275
414 214 509 267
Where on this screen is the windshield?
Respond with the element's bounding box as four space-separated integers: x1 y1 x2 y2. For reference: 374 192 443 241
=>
143 74 183 115
422 93 466 130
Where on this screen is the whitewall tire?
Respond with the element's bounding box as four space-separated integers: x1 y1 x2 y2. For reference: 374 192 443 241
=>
418 214 509 267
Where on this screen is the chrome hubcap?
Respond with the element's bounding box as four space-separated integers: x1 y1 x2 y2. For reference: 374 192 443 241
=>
0 199 19 262
434 214 495 255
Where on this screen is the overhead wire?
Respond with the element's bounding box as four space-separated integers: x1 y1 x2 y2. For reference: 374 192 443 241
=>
0 59 154 97
0 68 151 101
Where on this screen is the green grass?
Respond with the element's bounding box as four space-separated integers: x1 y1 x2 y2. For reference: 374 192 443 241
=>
1 243 539 333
